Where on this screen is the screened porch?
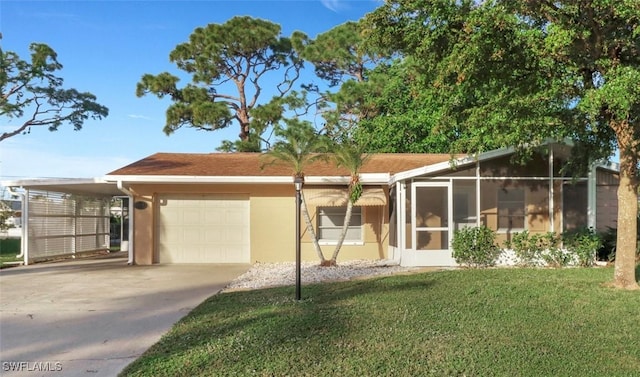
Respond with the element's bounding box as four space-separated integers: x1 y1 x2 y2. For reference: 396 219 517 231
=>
388 146 619 267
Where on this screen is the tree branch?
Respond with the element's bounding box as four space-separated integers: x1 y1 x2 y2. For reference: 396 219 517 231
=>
2 83 27 101
0 101 41 141
0 120 34 141
212 93 241 103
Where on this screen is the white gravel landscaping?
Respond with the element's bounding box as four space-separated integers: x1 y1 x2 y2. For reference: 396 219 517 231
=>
224 259 420 291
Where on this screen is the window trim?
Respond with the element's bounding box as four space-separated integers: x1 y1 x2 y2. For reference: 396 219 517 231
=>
317 206 364 246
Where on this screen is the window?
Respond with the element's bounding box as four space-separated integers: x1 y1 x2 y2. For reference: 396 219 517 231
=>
497 188 525 230
317 206 363 244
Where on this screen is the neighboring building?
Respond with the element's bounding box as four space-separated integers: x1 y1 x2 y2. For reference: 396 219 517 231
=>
0 198 22 238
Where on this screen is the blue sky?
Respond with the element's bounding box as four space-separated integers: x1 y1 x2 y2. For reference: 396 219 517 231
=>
0 0 380 179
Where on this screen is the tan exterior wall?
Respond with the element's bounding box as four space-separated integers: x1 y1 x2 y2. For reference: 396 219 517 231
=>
552 181 563 234
597 184 618 230
131 195 154 265
300 191 389 262
562 181 589 231
596 169 619 231
527 182 549 233
480 181 498 231
127 183 388 265
250 194 295 263
480 180 554 247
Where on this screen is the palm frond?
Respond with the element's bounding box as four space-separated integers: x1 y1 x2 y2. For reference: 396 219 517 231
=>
262 120 330 178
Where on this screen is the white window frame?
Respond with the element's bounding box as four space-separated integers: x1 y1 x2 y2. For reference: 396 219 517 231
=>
317 206 364 246
497 188 526 232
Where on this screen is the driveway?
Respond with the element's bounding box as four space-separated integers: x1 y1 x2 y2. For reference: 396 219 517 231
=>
0 254 249 377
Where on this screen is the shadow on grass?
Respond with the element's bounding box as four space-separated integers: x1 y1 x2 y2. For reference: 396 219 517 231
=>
120 268 640 377
121 275 436 376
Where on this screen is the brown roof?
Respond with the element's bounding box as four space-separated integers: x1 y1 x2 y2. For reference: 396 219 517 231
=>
107 153 456 177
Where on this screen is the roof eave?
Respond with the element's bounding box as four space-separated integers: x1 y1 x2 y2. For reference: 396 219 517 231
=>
389 147 518 184
103 173 390 185
594 160 620 172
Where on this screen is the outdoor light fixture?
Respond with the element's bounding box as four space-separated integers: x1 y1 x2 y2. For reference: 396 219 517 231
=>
294 176 303 301
133 201 148 210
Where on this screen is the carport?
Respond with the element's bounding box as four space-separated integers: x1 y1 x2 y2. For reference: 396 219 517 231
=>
1 178 130 265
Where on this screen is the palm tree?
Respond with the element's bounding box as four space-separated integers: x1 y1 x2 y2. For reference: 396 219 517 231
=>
327 143 369 266
263 119 330 264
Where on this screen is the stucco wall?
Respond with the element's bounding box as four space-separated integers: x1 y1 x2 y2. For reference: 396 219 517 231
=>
596 169 619 231
300 202 388 261
127 183 388 265
131 195 154 265
480 180 554 246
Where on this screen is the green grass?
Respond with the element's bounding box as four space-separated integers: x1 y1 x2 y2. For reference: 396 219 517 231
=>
121 267 640 377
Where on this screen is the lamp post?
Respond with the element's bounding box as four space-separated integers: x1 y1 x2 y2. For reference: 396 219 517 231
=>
294 176 303 301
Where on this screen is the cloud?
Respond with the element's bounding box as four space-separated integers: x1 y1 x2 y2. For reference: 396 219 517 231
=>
30 11 80 21
320 0 346 12
127 114 152 120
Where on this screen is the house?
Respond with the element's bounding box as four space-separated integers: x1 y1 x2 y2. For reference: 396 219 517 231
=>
100 142 619 267
1 143 619 266
102 152 443 265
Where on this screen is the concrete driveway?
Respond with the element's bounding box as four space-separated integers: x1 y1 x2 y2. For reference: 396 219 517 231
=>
0 253 249 377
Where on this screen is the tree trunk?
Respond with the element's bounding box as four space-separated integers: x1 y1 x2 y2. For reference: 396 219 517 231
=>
300 191 326 263
330 199 354 266
238 122 250 141
612 125 639 290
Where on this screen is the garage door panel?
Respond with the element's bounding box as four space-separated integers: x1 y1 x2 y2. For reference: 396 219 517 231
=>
158 194 250 263
182 211 202 225
202 212 221 224
225 229 246 242
226 211 245 224
183 228 203 241
205 229 226 243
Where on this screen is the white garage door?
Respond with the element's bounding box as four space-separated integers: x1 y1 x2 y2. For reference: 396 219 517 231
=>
158 194 250 263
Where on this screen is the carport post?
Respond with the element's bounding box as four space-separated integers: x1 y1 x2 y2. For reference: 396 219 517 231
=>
294 176 303 301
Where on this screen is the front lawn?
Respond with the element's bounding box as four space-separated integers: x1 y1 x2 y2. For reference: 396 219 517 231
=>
121 267 640 377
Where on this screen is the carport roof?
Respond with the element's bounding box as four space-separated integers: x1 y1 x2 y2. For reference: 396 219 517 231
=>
1 178 122 196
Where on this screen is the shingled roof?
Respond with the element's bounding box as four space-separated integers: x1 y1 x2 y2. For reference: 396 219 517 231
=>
107 153 456 177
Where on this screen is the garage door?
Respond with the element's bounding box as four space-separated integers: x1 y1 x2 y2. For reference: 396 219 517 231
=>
157 194 250 263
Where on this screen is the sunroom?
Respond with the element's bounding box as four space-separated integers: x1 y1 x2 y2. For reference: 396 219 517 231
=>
388 144 619 267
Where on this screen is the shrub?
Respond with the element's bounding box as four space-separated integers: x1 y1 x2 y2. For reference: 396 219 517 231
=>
507 231 570 267
452 226 500 268
538 232 574 267
0 238 21 254
563 227 602 267
541 248 572 267
506 231 542 267
538 232 570 268
597 215 640 262
597 227 617 262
